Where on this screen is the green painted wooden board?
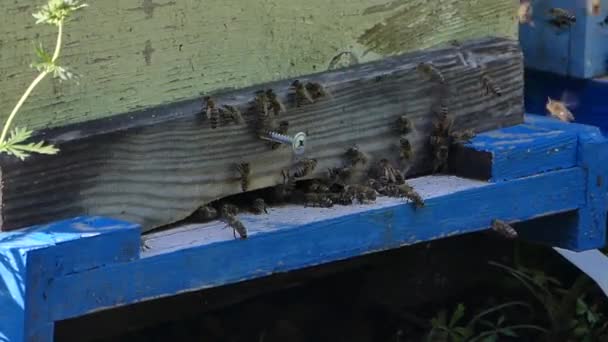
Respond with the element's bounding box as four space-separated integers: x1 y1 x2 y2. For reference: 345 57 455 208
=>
0 0 518 130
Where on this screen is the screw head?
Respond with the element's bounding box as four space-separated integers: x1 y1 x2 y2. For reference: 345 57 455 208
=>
292 132 307 155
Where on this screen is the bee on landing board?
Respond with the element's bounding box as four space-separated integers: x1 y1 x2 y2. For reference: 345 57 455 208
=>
251 198 268 215
236 162 251 192
371 158 405 185
546 97 575 122
195 205 218 221
304 193 334 208
203 96 220 129
328 166 352 186
305 82 328 100
221 204 247 239
491 219 518 239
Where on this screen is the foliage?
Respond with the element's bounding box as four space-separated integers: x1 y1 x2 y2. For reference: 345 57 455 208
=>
0 0 87 160
427 301 546 342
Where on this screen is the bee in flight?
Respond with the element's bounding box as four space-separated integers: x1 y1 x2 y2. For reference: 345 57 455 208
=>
546 97 575 122
548 8 576 28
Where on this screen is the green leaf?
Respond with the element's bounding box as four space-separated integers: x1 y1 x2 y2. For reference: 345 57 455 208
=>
500 327 518 337
0 127 59 160
577 298 588 315
449 304 466 327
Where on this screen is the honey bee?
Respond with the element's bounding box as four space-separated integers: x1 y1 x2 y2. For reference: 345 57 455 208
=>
548 8 576 28
416 62 445 84
433 106 453 135
292 159 318 178
308 180 331 193
546 97 575 122
290 80 314 106
589 0 600 15
266 89 286 116
251 198 268 215
304 193 334 208
491 219 518 239
399 183 425 208
346 184 377 204
195 205 218 221
203 96 220 129
305 82 328 100
271 120 289 150
345 145 368 166
451 129 476 145
481 72 503 97
398 116 414 134
328 166 352 185
225 214 248 239
518 1 534 27
371 159 405 185
273 169 297 202
328 191 354 206
399 137 413 161
432 144 450 174
221 204 247 239
236 162 251 192
220 104 244 125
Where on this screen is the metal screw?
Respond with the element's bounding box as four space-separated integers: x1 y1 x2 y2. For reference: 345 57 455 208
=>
260 131 307 155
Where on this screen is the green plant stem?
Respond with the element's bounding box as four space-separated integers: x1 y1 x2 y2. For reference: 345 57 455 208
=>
0 20 64 143
469 325 549 342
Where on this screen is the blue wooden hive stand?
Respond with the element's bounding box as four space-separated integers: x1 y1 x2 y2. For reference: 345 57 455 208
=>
1 114 607 342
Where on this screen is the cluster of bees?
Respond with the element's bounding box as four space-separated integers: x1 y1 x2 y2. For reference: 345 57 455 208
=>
417 60 502 173
195 52 515 240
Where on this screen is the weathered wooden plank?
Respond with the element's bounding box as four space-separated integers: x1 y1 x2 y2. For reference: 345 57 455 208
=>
0 0 518 130
0 37 524 232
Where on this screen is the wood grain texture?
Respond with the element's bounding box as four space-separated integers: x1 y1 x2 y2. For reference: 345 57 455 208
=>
0 37 524 232
0 0 518 130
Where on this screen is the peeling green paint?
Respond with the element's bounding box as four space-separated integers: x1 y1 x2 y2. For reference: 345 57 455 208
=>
0 0 517 130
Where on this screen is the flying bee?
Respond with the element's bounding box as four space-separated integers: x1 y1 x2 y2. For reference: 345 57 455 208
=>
304 193 334 208
589 0 601 16
328 166 352 185
491 219 518 239
548 8 576 28
481 72 502 97
416 62 445 84
271 120 289 150
236 162 251 192
345 145 368 166
399 137 413 161
251 198 269 215
266 89 286 116
518 1 535 27
203 96 220 129
305 82 328 100
292 159 318 178
195 205 218 221
451 129 476 144
398 116 414 134
220 104 244 125
546 97 575 122
290 80 314 106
